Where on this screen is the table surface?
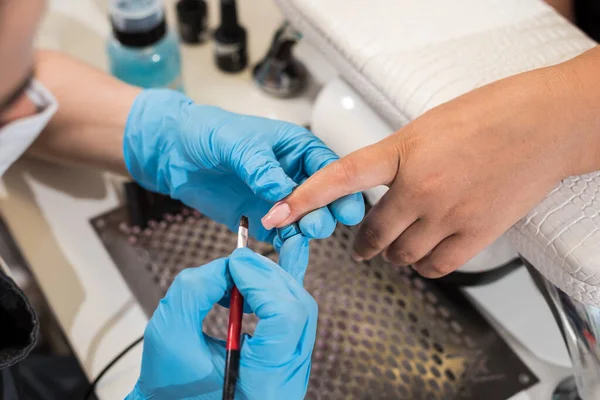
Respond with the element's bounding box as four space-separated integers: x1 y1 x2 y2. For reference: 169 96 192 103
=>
0 0 319 398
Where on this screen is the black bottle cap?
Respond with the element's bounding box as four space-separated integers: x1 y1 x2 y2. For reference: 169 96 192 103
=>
111 18 167 48
214 0 247 72
176 0 208 44
219 0 240 36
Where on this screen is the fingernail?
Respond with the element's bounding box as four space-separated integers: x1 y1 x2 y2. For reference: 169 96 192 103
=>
352 252 364 263
261 202 291 230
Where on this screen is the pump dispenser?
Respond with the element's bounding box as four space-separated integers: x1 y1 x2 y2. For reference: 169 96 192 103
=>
107 0 183 90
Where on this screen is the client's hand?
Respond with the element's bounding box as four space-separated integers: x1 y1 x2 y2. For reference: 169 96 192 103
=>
123 89 364 243
126 249 317 400
261 53 600 278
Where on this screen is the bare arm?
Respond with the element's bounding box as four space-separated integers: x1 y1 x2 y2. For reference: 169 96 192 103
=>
263 44 600 276
545 0 574 21
28 50 141 175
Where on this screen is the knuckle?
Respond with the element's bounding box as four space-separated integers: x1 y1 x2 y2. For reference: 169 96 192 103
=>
392 132 416 169
390 248 420 266
392 122 426 162
330 159 358 189
357 226 385 253
444 203 475 224
407 174 442 200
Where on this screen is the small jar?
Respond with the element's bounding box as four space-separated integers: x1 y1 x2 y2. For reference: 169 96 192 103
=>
107 0 183 91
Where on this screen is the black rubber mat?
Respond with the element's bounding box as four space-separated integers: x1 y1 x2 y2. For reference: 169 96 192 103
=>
91 207 537 400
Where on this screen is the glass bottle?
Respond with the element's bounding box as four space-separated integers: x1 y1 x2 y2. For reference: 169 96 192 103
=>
107 0 183 91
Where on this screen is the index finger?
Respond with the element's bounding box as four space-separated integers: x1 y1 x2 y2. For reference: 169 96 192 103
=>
261 139 399 230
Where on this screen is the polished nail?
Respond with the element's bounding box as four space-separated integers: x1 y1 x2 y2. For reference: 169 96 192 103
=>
261 202 291 229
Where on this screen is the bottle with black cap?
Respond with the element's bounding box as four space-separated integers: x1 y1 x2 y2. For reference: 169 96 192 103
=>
214 0 248 73
107 0 183 90
176 0 208 44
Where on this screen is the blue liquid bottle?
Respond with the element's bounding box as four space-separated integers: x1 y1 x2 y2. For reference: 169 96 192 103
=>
107 0 183 91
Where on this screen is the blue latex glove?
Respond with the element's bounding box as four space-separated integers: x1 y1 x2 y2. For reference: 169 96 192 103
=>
217 225 309 312
274 224 309 283
126 248 317 400
123 89 364 243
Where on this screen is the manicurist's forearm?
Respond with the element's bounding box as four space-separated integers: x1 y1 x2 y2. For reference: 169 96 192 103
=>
28 50 140 175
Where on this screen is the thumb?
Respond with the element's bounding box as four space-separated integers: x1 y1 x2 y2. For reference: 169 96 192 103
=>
236 146 297 203
139 258 230 389
261 139 399 229
154 258 231 328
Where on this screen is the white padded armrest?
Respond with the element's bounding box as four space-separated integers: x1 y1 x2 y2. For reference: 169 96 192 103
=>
277 0 600 306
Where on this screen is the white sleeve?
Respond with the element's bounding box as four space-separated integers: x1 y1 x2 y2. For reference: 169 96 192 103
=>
0 80 58 176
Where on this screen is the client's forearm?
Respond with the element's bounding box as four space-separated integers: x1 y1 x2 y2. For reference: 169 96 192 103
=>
28 50 141 175
545 0 574 21
549 45 600 176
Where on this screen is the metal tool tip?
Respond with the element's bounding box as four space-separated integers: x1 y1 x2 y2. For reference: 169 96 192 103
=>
240 216 248 229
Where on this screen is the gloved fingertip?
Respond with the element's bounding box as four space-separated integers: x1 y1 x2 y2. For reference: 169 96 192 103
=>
250 166 297 203
279 234 310 283
231 247 255 258
277 223 302 242
330 193 365 226
229 248 279 286
298 208 336 239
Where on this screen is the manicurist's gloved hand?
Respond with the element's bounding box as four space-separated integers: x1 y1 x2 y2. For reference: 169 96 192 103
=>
123 89 364 243
126 248 317 400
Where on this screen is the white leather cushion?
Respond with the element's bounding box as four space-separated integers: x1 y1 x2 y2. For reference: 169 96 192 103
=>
277 0 600 305
508 175 600 306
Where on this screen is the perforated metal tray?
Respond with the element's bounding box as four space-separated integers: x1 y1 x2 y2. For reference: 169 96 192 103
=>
91 207 537 400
